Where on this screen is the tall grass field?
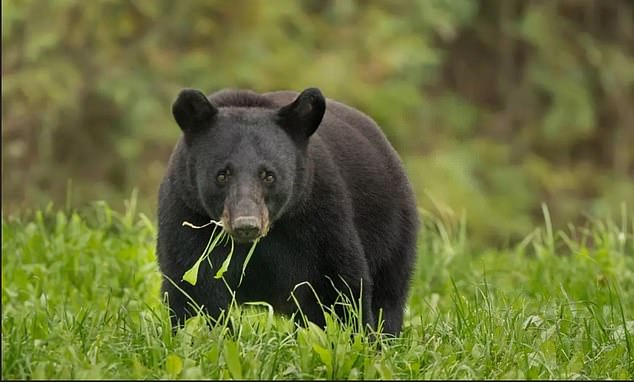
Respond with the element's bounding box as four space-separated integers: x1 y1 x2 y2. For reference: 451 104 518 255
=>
2 199 633 379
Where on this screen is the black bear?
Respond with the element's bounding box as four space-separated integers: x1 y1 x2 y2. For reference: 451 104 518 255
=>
157 87 419 336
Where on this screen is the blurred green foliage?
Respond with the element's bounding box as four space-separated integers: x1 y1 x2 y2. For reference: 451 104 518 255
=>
2 0 633 246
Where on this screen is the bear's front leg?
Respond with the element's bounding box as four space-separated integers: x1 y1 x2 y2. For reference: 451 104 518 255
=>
290 275 375 333
157 192 235 329
294 242 376 333
160 268 234 329
161 275 199 328
329 269 376 333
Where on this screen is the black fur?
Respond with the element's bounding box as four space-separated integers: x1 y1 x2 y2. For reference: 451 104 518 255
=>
157 87 419 336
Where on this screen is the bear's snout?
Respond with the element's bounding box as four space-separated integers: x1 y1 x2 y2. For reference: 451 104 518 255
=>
221 199 270 243
231 216 262 242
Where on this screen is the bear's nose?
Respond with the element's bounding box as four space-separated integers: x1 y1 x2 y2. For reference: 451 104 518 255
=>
231 216 261 242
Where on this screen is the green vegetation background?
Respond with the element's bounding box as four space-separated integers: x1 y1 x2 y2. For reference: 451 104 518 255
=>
2 0 633 246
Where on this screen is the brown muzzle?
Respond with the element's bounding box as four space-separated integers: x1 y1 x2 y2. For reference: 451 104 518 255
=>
222 205 269 243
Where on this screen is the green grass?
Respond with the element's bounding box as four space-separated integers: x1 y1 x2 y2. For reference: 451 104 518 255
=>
2 200 633 380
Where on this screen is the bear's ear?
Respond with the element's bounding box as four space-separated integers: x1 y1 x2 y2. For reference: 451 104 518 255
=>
172 88 218 137
277 88 325 142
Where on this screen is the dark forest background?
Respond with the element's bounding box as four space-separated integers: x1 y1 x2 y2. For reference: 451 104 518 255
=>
2 0 633 247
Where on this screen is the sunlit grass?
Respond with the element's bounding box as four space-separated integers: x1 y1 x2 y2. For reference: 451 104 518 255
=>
2 199 633 379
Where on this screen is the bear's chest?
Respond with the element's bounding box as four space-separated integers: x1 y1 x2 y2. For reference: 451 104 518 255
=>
234 234 320 313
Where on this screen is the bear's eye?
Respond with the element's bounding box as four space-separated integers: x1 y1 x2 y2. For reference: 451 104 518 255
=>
260 170 275 185
216 170 230 184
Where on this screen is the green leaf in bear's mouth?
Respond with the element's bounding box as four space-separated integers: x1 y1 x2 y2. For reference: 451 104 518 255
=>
181 219 261 287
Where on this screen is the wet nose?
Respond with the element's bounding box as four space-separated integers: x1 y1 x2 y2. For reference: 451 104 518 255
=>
232 216 261 242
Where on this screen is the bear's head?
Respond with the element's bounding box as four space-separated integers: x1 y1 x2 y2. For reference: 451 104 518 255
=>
172 87 325 243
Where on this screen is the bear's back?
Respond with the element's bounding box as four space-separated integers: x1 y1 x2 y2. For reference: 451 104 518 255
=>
261 90 404 171
262 90 418 273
